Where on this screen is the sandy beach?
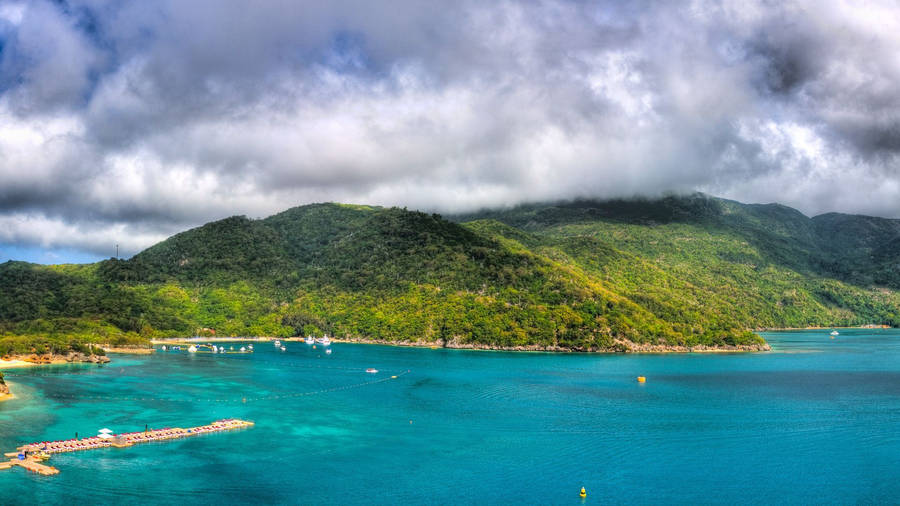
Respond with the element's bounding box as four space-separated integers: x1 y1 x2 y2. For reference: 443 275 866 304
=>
0 359 39 369
102 347 154 355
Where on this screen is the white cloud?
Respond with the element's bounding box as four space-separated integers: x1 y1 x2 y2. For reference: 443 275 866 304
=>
1 0 900 259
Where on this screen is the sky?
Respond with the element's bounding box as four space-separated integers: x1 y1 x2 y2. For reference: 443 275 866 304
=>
1 0 900 263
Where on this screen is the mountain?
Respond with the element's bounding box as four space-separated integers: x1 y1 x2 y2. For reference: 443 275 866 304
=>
2 194 899 355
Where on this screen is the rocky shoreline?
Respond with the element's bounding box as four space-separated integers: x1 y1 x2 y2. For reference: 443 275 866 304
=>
152 335 770 353
1 352 111 366
0 373 9 398
333 337 771 353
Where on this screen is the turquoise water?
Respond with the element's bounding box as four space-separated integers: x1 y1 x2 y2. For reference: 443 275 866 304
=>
1 330 899 505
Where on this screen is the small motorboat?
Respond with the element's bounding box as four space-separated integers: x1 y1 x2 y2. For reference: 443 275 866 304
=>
248 344 254 350
305 336 315 345
325 349 332 355
321 335 332 346
830 330 839 336
366 368 378 374
188 345 197 353
161 345 167 351
280 346 286 351
240 347 246 352
274 340 281 347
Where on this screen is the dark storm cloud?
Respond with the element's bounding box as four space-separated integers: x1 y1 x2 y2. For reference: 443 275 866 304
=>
2 0 900 258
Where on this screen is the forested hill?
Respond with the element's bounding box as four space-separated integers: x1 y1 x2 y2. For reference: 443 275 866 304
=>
2 195 898 354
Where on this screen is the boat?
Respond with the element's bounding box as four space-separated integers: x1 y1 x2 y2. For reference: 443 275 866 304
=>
830 330 839 336
366 368 378 374
305 336 315 345
274 340 281 347
239 347 246 352
188 345 197 353
280 346 286 351
248 344 253 350
320 335 332 346
161 345 167 351
325 349 332 355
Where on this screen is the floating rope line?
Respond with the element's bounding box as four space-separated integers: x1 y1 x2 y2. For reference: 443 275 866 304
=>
27 370 411 404
3 368 106 379
3 359 406 377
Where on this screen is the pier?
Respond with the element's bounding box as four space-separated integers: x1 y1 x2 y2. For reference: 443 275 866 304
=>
2 418 253 476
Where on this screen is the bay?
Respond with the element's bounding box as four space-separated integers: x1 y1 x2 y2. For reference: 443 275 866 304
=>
1 329 899 504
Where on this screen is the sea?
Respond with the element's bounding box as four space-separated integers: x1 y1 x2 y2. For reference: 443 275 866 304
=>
1 329 899 505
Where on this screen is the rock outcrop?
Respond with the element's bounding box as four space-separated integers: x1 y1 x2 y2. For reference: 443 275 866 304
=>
64 352 111 364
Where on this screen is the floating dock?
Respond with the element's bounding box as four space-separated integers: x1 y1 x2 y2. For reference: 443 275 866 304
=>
2 418 253 476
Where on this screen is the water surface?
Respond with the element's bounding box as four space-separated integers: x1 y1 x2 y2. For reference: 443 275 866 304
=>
2 330 899 504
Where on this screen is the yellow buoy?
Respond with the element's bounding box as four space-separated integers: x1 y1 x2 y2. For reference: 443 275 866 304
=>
580 487 587 498
637 376 646 383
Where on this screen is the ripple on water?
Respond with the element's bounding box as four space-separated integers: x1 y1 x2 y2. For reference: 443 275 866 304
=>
1 333 900 505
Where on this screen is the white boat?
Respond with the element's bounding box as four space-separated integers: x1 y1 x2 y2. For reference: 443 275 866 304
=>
320 335 332 346
280 346 286 351
830 330 839 336
161 345 167 351
188 345 197 353
366 368 378 374
248 344 253 350
240 346 246 352
325 349 332 355
219 346 225 353
274 340 281 347
305 336 315 345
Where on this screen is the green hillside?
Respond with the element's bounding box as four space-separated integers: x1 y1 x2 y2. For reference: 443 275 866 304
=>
2 195 899 355
454 194 900 331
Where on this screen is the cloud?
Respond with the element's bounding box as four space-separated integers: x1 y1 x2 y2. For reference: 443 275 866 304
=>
1 0 900 259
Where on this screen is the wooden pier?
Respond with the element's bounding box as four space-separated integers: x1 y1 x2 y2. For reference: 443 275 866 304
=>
2 418 252 476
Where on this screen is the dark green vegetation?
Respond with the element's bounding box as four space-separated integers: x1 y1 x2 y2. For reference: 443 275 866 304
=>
2 195 899 352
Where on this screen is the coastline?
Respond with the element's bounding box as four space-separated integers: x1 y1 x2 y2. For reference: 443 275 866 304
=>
0 353 110 369
756 325 894 331
152 335 770 353
331 337 772 353
0 359 42 370
103 347 154 355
